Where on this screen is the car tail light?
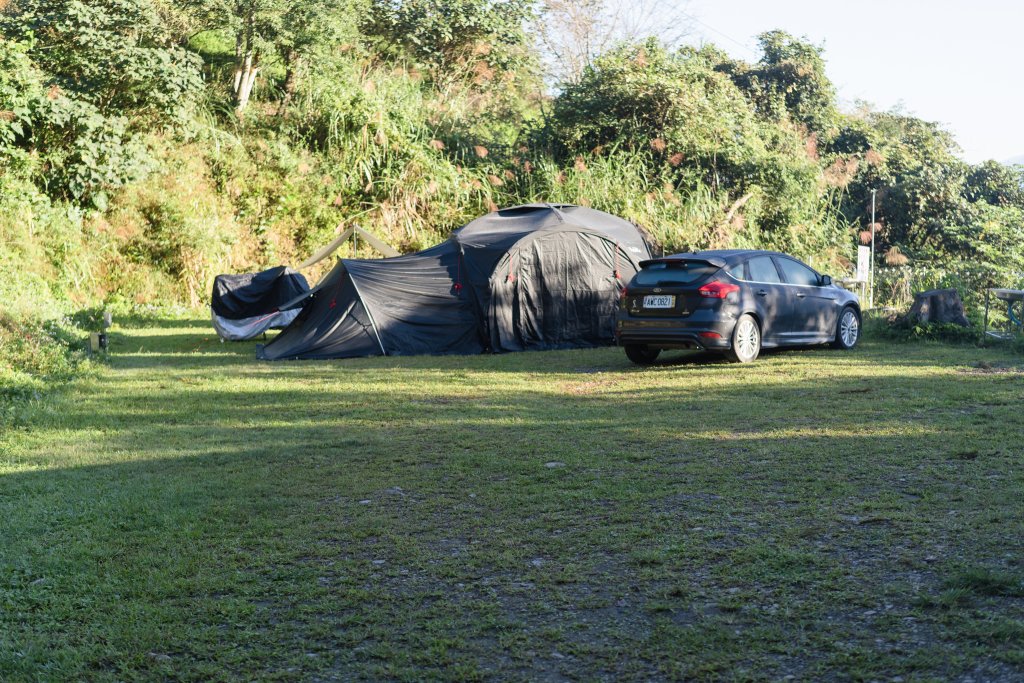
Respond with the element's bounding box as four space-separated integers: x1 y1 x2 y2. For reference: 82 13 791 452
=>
698 281 740 299
699 331 722 339
619 286 629 302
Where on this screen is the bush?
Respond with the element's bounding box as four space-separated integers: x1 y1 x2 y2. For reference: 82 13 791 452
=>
32 94 154 208
0 313 93 427
109 142 248 306
862 308 979 346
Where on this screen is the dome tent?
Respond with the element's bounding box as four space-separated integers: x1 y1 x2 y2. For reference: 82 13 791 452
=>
256 204 651 360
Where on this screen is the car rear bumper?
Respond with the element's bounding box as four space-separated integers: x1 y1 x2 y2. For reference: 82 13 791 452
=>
615 316 734 350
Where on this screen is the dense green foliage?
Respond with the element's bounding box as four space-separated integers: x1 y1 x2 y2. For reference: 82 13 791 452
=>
548 40 838 257
2 0 203 119
2 0 1023 395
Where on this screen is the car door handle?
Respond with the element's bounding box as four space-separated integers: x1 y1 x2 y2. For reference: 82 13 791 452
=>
757 289 768 297
796 292 806 298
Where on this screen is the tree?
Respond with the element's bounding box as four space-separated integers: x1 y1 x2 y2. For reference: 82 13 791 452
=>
535 0 692 85
363 0 536 86
1 0 203 122
547 41 833 253
549 41 766 190
0 38 40 161
183 0 362 113
832 111 969 258
964 160 1024 208
720 31 836 134
275 0 363 112
0 2 195 207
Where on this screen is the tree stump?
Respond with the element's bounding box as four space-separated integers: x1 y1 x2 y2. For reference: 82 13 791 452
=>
906 288 971 326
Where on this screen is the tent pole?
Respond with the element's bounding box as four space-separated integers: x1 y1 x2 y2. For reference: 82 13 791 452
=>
345 271 388 355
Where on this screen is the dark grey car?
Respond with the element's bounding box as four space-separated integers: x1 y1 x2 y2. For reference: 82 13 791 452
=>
615 249 861 364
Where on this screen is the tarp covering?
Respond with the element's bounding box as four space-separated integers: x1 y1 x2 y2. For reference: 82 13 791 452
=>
211 308 304 342
212 266 310 319
210 266 310 341
257 204 651 360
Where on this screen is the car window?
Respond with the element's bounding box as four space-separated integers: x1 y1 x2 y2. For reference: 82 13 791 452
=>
746 256 782 283
634 260 720 286
776 258 820 286
724 263 744 280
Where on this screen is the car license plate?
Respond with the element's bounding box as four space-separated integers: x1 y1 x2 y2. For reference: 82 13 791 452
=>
643 294 675 309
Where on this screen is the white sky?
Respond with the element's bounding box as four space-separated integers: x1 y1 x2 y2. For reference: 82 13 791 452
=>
682 0 1023 164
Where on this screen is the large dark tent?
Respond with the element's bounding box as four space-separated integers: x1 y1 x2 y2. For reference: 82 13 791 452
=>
210 266 310 341
256 204 651 360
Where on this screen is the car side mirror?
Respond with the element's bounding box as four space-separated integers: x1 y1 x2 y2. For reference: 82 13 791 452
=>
820 275 832 286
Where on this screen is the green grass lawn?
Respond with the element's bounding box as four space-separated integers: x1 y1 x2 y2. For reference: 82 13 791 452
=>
2 317 1023 681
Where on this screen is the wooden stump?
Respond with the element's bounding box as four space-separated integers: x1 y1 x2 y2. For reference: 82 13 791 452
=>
906 288 971 326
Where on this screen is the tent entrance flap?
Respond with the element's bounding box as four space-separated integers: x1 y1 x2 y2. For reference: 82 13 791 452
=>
488 231 634 351
343 262 388 355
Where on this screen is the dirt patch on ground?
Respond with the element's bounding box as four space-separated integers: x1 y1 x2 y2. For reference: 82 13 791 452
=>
960 361 1024 375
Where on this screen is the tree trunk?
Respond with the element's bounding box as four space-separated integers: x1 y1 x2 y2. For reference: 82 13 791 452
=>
234 51 256 111
233 14 257 113
277 51 301 116
237 59 259 112
232 32 243 95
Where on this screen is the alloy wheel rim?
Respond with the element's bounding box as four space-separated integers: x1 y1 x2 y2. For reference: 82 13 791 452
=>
736 320 758 358
841 311 859 346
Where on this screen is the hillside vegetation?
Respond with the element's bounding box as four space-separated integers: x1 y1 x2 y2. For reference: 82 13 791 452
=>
2 0 1024 401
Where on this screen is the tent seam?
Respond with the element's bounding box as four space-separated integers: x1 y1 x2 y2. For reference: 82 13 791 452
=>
343 260 388 356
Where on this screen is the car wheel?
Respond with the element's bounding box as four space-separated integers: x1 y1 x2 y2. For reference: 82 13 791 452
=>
726 314 760 363
624 344 661 365
832 306 860 350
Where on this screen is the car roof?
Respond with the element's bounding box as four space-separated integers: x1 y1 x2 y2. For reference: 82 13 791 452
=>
643 249 789 267
685 249 786 262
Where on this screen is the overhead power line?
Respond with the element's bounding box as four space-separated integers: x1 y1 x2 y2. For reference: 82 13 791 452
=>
677 9 761 59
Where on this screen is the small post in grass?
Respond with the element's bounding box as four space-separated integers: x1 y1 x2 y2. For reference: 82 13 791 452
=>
983 286 990 344
89 310 111 356
869 189 877 310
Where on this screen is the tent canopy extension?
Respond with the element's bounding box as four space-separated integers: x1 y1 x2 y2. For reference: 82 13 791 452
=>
210 266 310 341
257 204 652 360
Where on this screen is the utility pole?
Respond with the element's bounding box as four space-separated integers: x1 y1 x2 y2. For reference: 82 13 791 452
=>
869 189 877 309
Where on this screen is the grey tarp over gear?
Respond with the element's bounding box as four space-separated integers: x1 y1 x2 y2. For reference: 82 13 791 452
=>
256 204 651 360
210 266 310 341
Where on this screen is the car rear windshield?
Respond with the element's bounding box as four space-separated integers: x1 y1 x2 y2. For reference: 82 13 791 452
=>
634 260 720 286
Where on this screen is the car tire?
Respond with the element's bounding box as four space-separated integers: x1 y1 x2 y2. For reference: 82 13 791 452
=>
624 344 661 365
832 306 860 350
725 314 761 363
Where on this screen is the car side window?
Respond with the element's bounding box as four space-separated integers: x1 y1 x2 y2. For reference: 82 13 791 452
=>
776 258 820 287
724 263 744 280
747 256 782 283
